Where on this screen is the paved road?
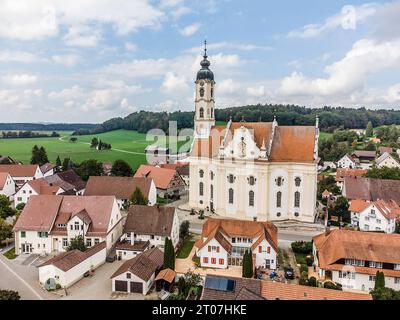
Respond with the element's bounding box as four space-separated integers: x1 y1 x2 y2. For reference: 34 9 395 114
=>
0 254 44 300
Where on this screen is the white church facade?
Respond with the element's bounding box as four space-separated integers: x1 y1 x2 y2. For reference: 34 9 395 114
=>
188 43 319 223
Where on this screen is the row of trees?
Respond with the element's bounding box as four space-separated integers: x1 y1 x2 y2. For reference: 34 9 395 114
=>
2 131 60 139
73 105 400 136
30 145 49 166
90 138 112 150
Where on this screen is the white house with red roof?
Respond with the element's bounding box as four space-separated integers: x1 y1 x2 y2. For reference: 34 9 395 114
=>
13 195 123 255
0 172 16 200
349 199 399 233
195 218 278 270
0 164 43 186
14 178 65 208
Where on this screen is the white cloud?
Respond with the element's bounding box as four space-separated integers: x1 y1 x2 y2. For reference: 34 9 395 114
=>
125 42 137 52
179 23 201 37
0 50 37 63
288 4 377 38
161 72 189 95
51 54 80 66
63 25 101 47
247 85 265 97
186 42 273 53
2 73 38 86
0 0 164 41
217 79 240 95
384 83 400 103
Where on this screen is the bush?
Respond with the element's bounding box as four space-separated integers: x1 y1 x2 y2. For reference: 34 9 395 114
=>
308 277 317 287
323 281 342 291
300 264 308 274
306 256 314 267
291 241 312 254
55 283 61 290
16 203 25 211
0 290 20 300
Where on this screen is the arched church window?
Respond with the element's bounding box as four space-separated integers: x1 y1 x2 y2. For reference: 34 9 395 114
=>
199 170 204 178
294 191 300 208
229 188 234 204
200 88 204 97
295 177 301 187
210 184 214 199
249 191 255 207
210 171 214 180
248 176 255 186
228 174 235 184
276 177 283 187
199 107 204 118
276 191 282 208
199 182 204 196
211 107 214 117
211 88 214 98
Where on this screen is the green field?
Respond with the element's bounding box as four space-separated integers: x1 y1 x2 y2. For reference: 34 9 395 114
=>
0 129 192 170
319 132 333 141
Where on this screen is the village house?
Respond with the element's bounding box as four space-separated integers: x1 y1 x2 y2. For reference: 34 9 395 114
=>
335 168 368 190
56 170 86 195
40 163 56 177
102 162 112 176
343 176 400 203
375 152 400 169
159 163 190 188
200 275 372 300
349 199 399 233
0 164 43 186
0 172 16 200
0 155 15 164
195 218 278 270
352 150 376 163
337 154 359 169
134 164 186 198
118 205 180 253
379 146 393 155
84 176 157 209
111 247 164 295
38 242 107 289
13 195 123 255
313 229 400 293
14 178 65 208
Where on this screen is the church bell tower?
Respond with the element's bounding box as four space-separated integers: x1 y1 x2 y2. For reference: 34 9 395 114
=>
194 41 215 137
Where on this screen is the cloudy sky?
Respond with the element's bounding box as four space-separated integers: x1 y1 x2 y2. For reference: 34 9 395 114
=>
0 0 400 123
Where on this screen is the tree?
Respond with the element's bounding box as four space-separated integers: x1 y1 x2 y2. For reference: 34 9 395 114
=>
0 218 12 243
15 203 25 211
364 167 400 180
56 155 62 167
0 195 16 219
371 287 400 300
130 187 148 205
308 276 317 287
0 290 20 300
179 221 190 240
38 146 49 165
330 196 350 223
70 137 77 143
163 237 175 270
67 236 87 252
242 250 253 278
98 140 102 150
30 145 40 164
76 159 103 181
62 157 72 171
90 137 99 148
111 160 133 177
366 121 374 137
375 271 385 290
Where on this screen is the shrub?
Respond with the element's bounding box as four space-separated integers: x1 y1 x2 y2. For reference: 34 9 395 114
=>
55 283 61 290
306 256 314 266
323 281 342 291
0 290 20 300
291 241 312 254
300 264 308 274
308 277 317 287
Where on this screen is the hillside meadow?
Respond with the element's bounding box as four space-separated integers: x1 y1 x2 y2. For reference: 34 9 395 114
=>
0 129 192 170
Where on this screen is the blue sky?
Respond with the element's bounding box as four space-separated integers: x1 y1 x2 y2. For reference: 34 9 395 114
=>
0 0 400 123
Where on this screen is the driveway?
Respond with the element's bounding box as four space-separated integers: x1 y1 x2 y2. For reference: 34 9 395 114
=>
60 260 155 300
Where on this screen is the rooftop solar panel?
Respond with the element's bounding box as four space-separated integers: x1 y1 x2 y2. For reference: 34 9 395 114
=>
204 277 236 292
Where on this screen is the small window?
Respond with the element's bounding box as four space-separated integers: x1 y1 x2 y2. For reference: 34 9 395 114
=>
86 238 92 247
228 188 234 204
210 171 214 180
199 182 204 196
295 177 301 187
150 235 155 240
94 238 100 245
21 231 26 238
199 107 204 118
277 212 281 217
219 258 224 265
249 191 255 207
276 192 282 208
63 238 68 247
294 212 300 217
248 176 255 186
228 174 234 184
294 191 300 208
203 257 209 264
199 170 204 178
276 177 283 186
127 273 131 279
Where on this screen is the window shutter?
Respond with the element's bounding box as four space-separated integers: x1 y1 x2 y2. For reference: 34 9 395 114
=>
267 246 271 253
217 246 220 253
208 246 211 252
259 246 262 253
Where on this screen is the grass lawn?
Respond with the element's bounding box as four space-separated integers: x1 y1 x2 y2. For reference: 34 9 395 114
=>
319 131 333 141
294 252 308 265
0 129 192 171
176 238 195 259
3 247 17 259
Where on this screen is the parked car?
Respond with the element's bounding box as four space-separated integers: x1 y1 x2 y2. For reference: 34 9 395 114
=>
284 266 295 280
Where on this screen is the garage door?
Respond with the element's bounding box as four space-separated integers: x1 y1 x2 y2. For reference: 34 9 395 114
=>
130 281 143 293
115 280 128 292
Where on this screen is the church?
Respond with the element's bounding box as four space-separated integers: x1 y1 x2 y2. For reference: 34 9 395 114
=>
188 43 319 223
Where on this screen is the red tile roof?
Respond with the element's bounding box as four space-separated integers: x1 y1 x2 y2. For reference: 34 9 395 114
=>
134 165 183 190
155 268 176 283
0 172 10 189
335 169 368 182
0 164 39 177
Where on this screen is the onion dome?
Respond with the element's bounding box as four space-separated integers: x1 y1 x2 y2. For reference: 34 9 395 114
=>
196 40 214 81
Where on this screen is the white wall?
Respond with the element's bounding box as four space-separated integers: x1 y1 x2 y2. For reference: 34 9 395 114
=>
148 180 157 205
197 238 228 269
39 246 106 288
16 230 52 255
337 156 356 169
352 204 396 233
0 174 16 199
111 271 154 295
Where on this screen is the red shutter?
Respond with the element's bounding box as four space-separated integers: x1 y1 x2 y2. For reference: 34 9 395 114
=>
217 246 220 253
267 246 271 254
208 246 211 252
203 257 208 263
219 259 224 265
258 246 262 253
211 258 216 264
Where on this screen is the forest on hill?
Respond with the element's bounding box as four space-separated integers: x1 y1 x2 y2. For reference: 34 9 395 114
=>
0 123 96 131
72 104 400 135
